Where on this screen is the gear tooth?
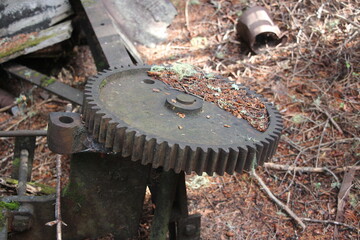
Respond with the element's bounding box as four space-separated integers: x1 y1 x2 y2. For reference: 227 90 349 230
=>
173 144 189 173
273 130 282 136
85 83 94 90
225 148 239 175
105 120 117 149
180 145 192 174
86 77 96 84
153 142 168 169
131 133 145 161
164 143 178 172
258 141 270 165
264 137 276 162
82 99 89 117
184 146 195 174
92 111 106 141
255 143 264 167
215 148 229 176
87 106 101 132
205 149 218 176
113 126 126 153
194 147 206 175
142 138 156 165
85 103 95 128
235 146 248 173
242 145 257 171
122 130 135 157
269 134 281 158
99 115 111 143
174 144 184 173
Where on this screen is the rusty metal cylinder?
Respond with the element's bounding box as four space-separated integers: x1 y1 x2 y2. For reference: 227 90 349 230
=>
47 112 82 154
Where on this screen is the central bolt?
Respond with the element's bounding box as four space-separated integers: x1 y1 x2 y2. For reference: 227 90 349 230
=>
176 94 195 105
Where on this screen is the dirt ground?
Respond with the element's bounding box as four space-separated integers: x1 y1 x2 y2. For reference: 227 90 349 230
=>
0 0 359 239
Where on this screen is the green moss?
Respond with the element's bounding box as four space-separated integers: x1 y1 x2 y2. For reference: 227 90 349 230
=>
12 157 20 167
0 34 54 59
0 201 20 229
62 179 85 205
40 76 56 87
28 182 56 195
5 178 18 185
81 0 96 6
99 80 108 89
150 63 198 80
5 178 55 195
0 201 20 211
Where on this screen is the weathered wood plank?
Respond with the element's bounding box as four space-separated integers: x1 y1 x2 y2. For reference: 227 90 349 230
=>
0 0 73 38
4 64 83 106
71 0 143 70
0 21 73 64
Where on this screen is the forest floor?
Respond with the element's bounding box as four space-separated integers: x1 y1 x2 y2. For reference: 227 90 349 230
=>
0 0 359 239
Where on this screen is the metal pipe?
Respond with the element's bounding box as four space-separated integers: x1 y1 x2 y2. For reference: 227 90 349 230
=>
0 130 47 137
17 149 29 196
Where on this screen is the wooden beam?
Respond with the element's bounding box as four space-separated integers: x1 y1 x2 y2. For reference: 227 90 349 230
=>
0 21 73 64
0 0 73 38
4 64 83 106
70 0 142 70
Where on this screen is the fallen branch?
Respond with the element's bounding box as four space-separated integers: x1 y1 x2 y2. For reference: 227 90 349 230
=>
301 218 359 232
315 105 343 135
334 168 356 238
264 163 360 173
0 103 16 113
250 168 306 230
185 0 191 34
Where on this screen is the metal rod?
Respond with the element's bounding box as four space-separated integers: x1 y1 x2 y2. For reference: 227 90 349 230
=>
17 149 29 196
0 130 47 137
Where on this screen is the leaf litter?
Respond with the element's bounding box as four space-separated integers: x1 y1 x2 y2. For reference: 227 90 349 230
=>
147 63 269 132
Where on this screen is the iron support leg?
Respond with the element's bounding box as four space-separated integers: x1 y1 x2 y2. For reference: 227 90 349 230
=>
150 171 201 240
150 170 180 240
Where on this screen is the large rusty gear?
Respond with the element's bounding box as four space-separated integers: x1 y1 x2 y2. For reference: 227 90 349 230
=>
83 65 282 175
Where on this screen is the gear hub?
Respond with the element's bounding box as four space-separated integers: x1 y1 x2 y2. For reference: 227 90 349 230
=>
83 65 282 175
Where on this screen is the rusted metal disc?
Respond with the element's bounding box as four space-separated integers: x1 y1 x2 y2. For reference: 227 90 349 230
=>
83 65 282 175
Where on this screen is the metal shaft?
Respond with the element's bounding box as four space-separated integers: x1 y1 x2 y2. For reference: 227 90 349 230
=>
0 130 47 137
17 149 29 196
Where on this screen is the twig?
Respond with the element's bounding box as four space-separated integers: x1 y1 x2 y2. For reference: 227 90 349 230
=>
185 0 191 34
250 168 306 229
0 103 16 113
302 138 359 152
264 163 360 173
322 9 360 29
315 105 344 135
315 119 328 167
55 154 63 240
301 218 359 232
334 168 356 238
201 190 216 211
